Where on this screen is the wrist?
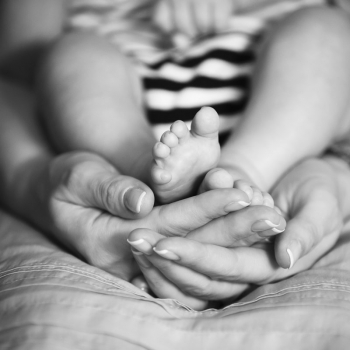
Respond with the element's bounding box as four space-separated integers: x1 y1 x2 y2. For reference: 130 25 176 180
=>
2 155 52 228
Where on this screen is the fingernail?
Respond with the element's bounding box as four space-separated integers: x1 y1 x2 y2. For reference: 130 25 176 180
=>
153 247 180 261
134 253 152 268
224 201 250 212
131 275 150 293
285 240 300 269
124 188 146 214
127 238 153 255
287 248 294 269
131 248 144 256
272 227 285 233
251 219 279 232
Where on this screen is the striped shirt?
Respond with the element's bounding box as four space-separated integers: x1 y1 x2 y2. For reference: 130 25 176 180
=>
66 0 327 139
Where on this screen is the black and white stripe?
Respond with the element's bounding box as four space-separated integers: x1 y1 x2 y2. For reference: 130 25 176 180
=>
67 0 327 138
138 30 259 136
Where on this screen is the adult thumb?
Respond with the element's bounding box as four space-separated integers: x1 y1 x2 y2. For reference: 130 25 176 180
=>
51 152 154 219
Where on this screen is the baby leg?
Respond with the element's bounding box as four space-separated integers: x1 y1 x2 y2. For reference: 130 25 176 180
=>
38 32 156 183
219 6 350 192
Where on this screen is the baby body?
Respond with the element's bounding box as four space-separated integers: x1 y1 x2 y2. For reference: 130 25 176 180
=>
37 0 350 297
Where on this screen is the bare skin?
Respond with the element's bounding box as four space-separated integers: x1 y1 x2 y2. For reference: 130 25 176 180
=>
129 157 346 310
150 107 221 203
37 152 286 281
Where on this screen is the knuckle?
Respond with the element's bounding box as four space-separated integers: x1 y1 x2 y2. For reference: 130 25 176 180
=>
182 279 213 298
98 179 120 211
61 164 84 189
224 264 242 282
220 262 241 281
57 156 92 189
296 219 319 255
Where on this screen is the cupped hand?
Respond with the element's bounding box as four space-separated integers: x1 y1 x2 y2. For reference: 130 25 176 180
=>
39 151 254 282
131 157 346 309
42 151 155 280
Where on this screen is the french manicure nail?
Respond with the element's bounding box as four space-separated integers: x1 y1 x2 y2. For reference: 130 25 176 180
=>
224 201 250 212
251 219 279 232
124 187 146 214
127 238 153 255
285 239 302 269
153 247 180 261
287 248 294 269
272 227 285 233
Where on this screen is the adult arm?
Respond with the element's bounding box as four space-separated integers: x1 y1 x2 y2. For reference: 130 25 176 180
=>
0 0 65 84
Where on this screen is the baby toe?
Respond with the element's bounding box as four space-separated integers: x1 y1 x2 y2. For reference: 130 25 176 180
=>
161 131 179 148
191 107 219 139
262 191 274 208
233 179 253 201
151 165 172 185
250 187 264 206
153 142 170 159
170 120 189 139
198 168 234 193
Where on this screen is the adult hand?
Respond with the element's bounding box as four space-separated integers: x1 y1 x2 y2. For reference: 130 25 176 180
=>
39 151 155 280
130 157 345 309
36 151 258 282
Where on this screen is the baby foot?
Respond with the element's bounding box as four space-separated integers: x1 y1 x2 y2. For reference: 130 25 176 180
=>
199 167 275 208
151 107 220 203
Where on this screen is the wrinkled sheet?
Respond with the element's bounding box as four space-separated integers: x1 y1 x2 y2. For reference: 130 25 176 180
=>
1 209 350 349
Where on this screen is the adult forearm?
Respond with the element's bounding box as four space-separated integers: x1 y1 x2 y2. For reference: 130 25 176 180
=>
0 0 65 84
0 79 53 227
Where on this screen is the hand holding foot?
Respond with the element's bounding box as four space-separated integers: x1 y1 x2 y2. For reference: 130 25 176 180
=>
128 200 286 308
198 167 275 208
129 157 346 309
39 151 256 283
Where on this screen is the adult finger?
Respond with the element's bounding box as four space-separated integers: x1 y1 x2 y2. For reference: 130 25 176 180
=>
186 205 286 247
153 187 251 237
153 236 284 284
129 229 251 301
129 229 249 304
148 251 249 301
51 152 154 219
274 190 342 269
132 249 209 310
